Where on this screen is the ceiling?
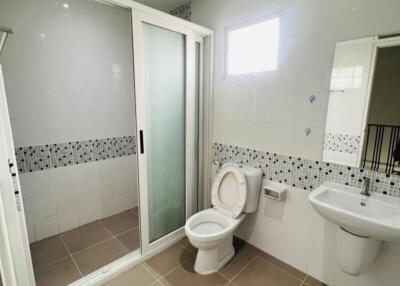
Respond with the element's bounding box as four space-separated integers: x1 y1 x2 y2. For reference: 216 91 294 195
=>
133 0 190 12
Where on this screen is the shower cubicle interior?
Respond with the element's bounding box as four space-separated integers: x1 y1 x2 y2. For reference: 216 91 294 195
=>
0 0 212 285
1 0 140 284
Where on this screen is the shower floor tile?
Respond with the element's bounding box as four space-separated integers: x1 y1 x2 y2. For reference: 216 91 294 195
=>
102 210 139 235
30 208 140 286
116 228 140 251
30 236 69 269
34 257 81 286
72 239 128 275
60 221 112 253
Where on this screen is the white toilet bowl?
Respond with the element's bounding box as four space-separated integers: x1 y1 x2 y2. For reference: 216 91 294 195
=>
185 164 262 275
185 208 245 274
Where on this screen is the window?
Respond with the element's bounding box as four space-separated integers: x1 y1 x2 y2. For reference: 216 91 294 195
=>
227 17 280 76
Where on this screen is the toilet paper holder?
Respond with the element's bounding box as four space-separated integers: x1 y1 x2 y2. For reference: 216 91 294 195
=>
263 181 287 201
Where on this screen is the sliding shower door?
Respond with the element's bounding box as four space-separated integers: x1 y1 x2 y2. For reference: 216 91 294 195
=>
132 10 206 252
142 23 186 243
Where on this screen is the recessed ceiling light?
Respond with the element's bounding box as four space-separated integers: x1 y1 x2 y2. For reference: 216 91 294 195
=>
63 3 69 9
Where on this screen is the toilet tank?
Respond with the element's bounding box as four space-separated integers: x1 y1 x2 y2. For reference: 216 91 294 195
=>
240 165 263 213
222 163 262 213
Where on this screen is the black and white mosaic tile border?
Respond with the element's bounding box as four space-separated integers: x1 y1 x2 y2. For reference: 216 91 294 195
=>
170 2 191 21
15 136 136 173
213 143 400 198
323 133 360 154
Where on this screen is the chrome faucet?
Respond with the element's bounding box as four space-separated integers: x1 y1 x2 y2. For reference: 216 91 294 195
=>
360 177 371 196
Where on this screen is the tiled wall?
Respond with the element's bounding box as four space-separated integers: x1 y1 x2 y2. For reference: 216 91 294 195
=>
191 1 400 284
15 136 136 173
170 2 191 21
21 155 138 242
0 0 138 242
323 133 360 154
0 0 136 148
214 143 400 197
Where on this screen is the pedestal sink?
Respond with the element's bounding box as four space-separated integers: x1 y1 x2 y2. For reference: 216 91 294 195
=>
309 182 400 276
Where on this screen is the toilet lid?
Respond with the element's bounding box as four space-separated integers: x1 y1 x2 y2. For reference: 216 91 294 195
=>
211 165 247 218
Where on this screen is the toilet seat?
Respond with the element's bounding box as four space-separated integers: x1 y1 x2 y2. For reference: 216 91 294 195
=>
211 165 247 218
185 208 245 242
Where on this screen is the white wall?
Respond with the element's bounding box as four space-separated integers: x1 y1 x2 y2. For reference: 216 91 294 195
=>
21 156 138 243
0 0 136 146
0 0 138 242
191 0 400 284
192 0 400 162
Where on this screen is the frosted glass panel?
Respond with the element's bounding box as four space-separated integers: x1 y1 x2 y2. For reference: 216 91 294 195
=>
143 23 186 242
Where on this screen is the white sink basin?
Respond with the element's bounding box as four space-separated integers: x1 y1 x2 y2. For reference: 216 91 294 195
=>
309 182 400 241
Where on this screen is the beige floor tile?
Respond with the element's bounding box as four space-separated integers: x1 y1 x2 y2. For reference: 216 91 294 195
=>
259 252 306 280
101 264 155 286
30 236 69 269
219 239 260 279
61 222 112 253
116 228 140 251
145 243 193 277
161 258 228 286
304 275 327 286
233 257 301 286
34 257 81 286
73 239 128 275
102 211 139 235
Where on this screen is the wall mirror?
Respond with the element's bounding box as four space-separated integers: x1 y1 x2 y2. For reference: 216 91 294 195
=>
323 35 400 175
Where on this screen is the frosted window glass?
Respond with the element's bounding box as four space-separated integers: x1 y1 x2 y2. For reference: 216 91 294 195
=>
143 23 186 242
228 18 280 75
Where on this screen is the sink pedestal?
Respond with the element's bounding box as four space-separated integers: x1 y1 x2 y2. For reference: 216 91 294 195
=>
338 227 382 276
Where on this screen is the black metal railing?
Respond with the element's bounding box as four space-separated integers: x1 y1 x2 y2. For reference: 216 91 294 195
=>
362 124 400 173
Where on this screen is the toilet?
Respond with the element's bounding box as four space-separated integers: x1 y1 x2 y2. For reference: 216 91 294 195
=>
185 163 262 275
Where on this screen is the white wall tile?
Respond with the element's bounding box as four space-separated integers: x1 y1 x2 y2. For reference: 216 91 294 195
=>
58 210 79 233
295 93 329 127
19 157 138 242
34 216 59 241
0 0 136 147
24 216 36 243
29 194 57 219
293 126 324 161
78 202 101 226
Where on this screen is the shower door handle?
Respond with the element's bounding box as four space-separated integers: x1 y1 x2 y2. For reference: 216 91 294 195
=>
139 130 144 154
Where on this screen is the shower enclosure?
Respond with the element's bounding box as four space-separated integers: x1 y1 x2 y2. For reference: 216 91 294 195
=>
0 0 213 285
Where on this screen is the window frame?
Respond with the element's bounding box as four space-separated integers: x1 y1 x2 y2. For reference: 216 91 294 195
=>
224 13 281 79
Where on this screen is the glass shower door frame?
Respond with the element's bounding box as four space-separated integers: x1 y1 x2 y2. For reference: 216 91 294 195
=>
132 9 202 254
